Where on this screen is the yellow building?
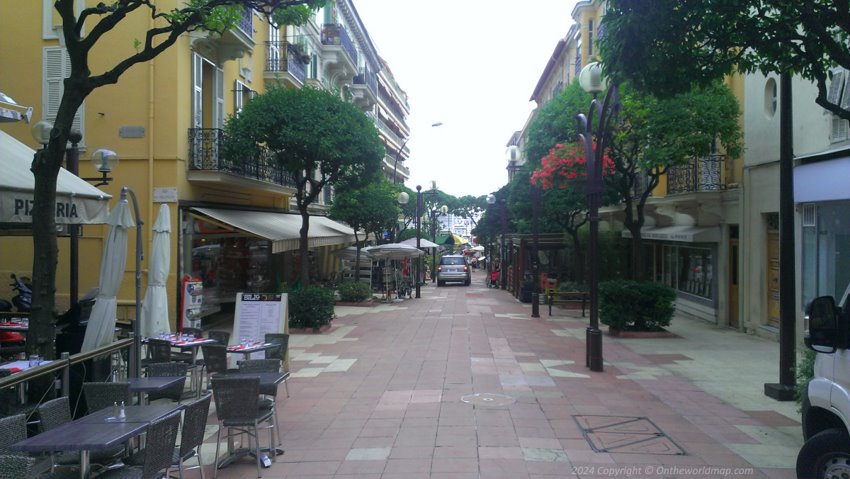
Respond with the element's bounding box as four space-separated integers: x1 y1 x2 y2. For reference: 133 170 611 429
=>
0 1 408 332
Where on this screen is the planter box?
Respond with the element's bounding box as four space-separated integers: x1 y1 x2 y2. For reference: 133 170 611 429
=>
607 327 678 338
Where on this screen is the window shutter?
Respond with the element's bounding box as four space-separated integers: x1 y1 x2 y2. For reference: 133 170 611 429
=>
842 73 850 111
43 46 84 143
827 70 844 105
214 66 224 129
192 53 203 128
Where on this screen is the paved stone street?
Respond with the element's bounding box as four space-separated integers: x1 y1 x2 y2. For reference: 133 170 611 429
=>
202 268 802 478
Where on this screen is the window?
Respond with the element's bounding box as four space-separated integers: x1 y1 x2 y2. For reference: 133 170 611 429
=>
588 19 594 56
801 201 850 307
234 80 256 116
43 46 84 143
764 78 777 118
662 245 714 300
828 69 850 142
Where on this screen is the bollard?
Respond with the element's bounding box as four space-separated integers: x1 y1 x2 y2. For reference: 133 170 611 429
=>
531 293 540 318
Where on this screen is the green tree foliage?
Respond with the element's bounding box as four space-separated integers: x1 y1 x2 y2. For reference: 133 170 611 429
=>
224 86 384 287
525 81 593 168
608 82 741 279
600 0 850 120
330 179 401 273
28 0 324 359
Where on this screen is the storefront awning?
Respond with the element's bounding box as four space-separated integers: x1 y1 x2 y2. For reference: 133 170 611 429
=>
0 128 111 224
621 225 720 243
190 207 355 253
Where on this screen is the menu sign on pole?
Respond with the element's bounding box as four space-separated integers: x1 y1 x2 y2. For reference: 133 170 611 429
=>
232 292 288 347
181 276 204 330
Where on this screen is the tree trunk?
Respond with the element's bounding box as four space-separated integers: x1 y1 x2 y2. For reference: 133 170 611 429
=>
30 147 61 360
298 205 311 289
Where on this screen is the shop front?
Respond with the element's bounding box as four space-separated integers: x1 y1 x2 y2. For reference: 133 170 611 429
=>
179 205 355 324
625 225 721 322
795 148 850 313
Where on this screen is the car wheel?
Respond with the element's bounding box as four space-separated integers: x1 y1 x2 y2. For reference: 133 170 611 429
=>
465 279 471 286
797 428 850 479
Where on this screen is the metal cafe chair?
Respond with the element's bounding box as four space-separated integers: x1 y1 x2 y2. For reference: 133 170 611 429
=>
82 382 132 413
237 359 283 446
144 362 189 404
211 376 275 478
263 333 290 397
96 410 181 479
0 414 26 456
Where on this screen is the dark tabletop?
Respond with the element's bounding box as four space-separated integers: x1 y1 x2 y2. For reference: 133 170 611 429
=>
128 376 185 393
80 403 182 424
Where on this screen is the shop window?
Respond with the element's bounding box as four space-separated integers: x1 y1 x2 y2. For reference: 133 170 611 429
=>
662 244 714 299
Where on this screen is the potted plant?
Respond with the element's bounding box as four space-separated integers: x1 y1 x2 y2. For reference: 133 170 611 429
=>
288 285 335 333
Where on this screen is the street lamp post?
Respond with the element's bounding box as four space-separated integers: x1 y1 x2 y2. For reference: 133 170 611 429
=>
531 184 540 318
487 194 508 290
430 204 448 283
576 62 619 373
415 185 423 298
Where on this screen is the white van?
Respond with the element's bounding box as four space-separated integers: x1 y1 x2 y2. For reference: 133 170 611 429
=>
798 292 850 478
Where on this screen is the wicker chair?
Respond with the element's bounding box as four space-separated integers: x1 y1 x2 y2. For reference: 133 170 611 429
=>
263 333 290 398
96 411 181 479
126 393 211 479
199 345 230 392
207 330 230 346
237 359 283 446
0 414 26 456
0 454 35 479
37 397 124 469
145 339 193 366
82 382 132 413
211 376 274 478
144 362 188 403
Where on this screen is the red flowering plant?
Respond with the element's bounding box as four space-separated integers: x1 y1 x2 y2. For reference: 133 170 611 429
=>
530 143 614 190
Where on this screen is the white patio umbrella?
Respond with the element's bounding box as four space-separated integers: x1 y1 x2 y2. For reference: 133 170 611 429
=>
363 243 425 260
140 204 171 339
81 196 135 352
399 237 439 249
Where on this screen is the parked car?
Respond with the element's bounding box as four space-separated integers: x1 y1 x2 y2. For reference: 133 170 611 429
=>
437 255 471 286
797 288 850 478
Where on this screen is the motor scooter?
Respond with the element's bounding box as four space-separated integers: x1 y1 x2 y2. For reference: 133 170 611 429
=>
0 273 32 350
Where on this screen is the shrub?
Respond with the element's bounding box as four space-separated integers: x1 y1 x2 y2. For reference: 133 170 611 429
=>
796 348 817 410
599 280 676 331
338 280 371 302
289 286 335 330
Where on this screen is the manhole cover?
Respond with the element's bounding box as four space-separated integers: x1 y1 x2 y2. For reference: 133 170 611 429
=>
461 393 516 407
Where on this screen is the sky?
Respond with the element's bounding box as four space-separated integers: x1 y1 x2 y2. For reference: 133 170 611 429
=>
352 0 579 198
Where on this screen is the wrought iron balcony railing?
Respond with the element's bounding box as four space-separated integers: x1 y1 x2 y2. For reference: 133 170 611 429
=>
321 24 358 65
188 128 297 188
266 42 306 83
354 69 377 96
237 8 253 39
666 154 726 195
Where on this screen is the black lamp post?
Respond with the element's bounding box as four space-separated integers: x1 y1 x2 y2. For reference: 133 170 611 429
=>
576 61 619 373
487 194 508 290
415 185 423 298
430 204 448 283
531 184 540 318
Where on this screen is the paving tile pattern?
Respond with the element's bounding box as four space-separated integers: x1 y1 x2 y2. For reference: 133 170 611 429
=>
197 270 801 478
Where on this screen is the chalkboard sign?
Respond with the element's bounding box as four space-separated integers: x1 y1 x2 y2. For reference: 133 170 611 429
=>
231 292 288 346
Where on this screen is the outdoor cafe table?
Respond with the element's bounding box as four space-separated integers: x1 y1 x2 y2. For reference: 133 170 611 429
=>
213 371 289 389
9 403 182 479
225 342 277 360
0 319 28 332
128 376 185 404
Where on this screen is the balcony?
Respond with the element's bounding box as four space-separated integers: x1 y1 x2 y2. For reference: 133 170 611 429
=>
188 128 297 192
667 154 727 195
351 69 377 109
190 7 254 62
265 42 307 87
320 24 357 84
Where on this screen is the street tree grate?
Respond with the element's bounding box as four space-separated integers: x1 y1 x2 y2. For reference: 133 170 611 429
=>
573 415 687 455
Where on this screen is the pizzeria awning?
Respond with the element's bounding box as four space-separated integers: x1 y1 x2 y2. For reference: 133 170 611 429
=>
0 128 111 224
189 207 356 253
621 225 720 243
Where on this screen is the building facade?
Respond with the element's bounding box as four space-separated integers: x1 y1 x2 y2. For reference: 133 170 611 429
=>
0 0 408 328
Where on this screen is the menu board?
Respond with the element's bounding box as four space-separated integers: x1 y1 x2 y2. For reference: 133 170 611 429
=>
232 292 288 346
181 277 204 329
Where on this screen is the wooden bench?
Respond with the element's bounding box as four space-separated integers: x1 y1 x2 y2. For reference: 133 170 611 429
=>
547 291 589 317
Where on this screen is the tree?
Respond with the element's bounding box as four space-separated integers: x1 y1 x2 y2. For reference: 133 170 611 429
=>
606 82 742 279
525 81 594 169
224 86 384 288
330 180 401 274
29 0 324 359
599 0 850 120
